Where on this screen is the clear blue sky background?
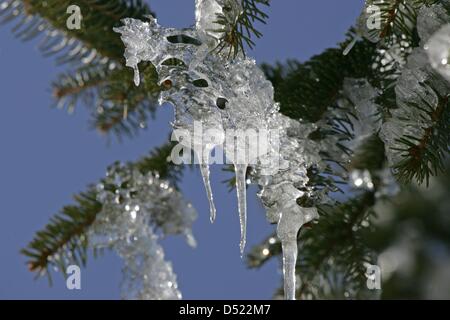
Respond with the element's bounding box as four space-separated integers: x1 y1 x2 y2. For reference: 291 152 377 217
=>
0 0 363 299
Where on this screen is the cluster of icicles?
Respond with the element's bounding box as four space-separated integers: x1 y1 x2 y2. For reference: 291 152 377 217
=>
114 0 320 300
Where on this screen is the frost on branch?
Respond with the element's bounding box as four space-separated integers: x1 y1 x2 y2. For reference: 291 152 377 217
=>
114 0 323 300
89 163 197 300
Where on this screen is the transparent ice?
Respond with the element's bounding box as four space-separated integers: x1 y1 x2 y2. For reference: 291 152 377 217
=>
380 47 450 169
417 2 450 45
89 163 197 299
426 24 450 83
114 0 322 299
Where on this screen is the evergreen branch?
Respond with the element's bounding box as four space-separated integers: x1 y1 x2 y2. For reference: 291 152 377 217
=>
364 161 450 299
91 63 160 138
364 0 431 42
1 0 162 138
22 189 99 279
53 64 109 100
21 141 182 279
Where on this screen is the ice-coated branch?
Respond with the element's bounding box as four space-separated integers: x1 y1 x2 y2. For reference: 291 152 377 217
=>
21 142 183 278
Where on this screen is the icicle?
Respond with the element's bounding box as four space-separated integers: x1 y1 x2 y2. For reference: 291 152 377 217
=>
234 163 248 256
199 162 217 223
133 65 140 86
279 229 298 300
277 210 300 300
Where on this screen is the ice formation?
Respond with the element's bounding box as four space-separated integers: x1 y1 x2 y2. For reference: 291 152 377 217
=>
114 0 321 299
426 24 450 83
89 163 197 299
417 1 450 45
342 78 381 151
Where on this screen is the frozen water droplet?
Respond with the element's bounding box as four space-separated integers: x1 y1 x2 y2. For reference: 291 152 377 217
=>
234 164 248 256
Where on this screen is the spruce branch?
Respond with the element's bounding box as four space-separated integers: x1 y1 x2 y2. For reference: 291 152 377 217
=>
350 135 386 173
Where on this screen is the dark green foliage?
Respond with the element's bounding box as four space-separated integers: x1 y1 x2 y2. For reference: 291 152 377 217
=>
364 0 425 41
1 0 160 138
350 135 386 173
247 193 378 299
21 189 99 283
3 0 449 298
1 0 153 61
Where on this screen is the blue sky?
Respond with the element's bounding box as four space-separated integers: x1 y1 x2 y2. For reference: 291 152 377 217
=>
0 0 363 299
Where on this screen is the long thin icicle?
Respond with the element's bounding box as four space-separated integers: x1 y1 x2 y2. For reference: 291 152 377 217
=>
234 163 248 256
277 206 318 300
280 235 298 300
